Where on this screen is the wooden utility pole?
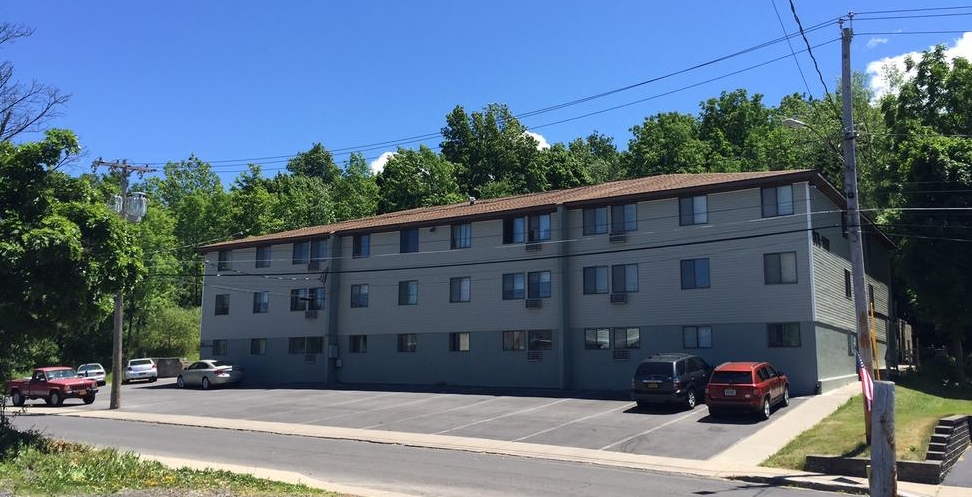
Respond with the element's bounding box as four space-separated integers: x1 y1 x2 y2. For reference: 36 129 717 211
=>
870 382 897 497
92 158 154 410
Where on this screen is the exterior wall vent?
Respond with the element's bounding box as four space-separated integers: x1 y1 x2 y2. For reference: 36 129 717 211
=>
613 350 630 361
525 242 542 252
609 233 626 243
609 293 628 304
525 298 542 309
304 310 319 319
527 350 542 361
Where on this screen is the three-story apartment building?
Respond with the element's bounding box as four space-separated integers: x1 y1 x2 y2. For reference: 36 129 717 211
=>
199 170 893 395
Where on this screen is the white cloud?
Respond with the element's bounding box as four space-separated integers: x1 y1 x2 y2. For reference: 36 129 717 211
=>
370 151 395 174
866 32 972 101
523 131 550 150
866 37 889 49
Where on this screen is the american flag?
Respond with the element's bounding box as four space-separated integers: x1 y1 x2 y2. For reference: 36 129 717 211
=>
856 347 874 412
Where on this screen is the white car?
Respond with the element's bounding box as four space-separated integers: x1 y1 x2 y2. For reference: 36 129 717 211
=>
76 363 107 386
123 358 158 383
177 360 244 390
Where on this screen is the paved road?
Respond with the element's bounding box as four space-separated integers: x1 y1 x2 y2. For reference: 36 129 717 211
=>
41 378 804 461
10 414 843 497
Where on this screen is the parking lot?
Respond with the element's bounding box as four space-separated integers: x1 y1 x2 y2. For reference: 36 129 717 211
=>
17 378 806 460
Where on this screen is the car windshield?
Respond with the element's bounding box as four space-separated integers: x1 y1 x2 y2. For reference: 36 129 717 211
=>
47 369 78 379
130 359 153 366
635 362 672 377
79 365 100 372
711 371 752 384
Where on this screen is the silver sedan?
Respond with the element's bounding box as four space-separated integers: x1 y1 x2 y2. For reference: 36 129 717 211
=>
176 360 244 390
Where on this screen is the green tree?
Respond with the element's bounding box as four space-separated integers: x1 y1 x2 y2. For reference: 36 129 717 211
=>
229 164 280 236
625 111 710 177
333 152 378 221
376 146 463 213
270 173 336 230
286 142 342 184
568 132 624 183
0 130 141 378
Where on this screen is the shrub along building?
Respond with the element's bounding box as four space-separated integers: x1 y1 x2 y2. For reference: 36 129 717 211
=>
198 170 894 396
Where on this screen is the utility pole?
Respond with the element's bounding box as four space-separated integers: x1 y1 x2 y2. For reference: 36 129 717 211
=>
92 158 153 410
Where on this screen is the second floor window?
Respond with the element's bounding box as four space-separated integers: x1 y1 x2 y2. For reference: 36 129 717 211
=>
611 264 638 293
399 280 418 305
255 246 271 268
611 204 637 234
351 284 369 308
400 228 419 253
680 258 710 289
764 252 798 284
252 291 269 313
583 266 609 294
502 273 525 300
528 271 552 298
353 234 370 258
217 250 231 271
761 185 794 217
215 294 230 315
310 239 326 263
503 214 551 243
583 207 608 235
308 287 325 310
451 223 471 249
292 241 309 264
290 288 308 311
450 277 471 302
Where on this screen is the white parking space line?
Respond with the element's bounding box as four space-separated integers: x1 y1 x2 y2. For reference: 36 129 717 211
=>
305 394 445 422
512 402 633 442
434 398 571 435
243 390 385 421
361 395 507 429
299 391 414 423
598 408 707 451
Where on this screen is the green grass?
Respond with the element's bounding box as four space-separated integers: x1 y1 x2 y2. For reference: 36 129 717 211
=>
763 372 972 470
0 421 343 497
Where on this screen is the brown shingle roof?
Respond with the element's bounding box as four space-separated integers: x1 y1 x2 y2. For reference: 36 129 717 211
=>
201 170 820 252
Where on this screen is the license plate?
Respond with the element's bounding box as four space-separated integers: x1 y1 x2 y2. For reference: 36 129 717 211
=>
77 389 87 395
647 384 658 389
724 389 736 396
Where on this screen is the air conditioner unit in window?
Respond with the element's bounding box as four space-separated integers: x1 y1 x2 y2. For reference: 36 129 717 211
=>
308 260 320 271
527 350 542 361
525 242 542 252
525 298 542 309
304 309 318 319
613 349 630 361
609 232 626 243
609 293 628 304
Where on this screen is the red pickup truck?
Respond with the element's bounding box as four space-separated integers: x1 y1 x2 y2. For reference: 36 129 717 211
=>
6 366 99 406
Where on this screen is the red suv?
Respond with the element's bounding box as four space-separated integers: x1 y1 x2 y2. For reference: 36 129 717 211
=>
705 361 789 420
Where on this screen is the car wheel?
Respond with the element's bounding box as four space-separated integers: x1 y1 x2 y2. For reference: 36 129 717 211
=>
149 376 157 383
122 378 130 385
47 390 63 407
685 389 697 410
83 393 96 405
176 376 186 388
201 377 211 390
635 400 648 409
759 397 771 420
708 406 723 418
781 386 790 407
11 390 25 407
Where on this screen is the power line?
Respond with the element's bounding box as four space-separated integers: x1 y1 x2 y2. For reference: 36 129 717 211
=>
771 0 814 98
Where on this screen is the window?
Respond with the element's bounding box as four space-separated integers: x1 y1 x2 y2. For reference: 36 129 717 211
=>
764 252 798 284
761 185 794 217
310 239 326 263
768 323 801 347
400 227 419 253
503 331 525 351
528 213 551 242
290 288 308 311
350 335 367 353
353 234 370 258
844 269 852 299
528 330 552 350
212 339 227 356
505 214 551 243
250 338 267 355
502 273 525 300
679 195 708 225
584 328 610 349
450 277 470 302
449 332 470 352
613 327 640 349
255 246 271 268
683 326 713 348
351 284 369 308
252 291 269 313
292 241 309 264
307 336 323 354
398 280 418 305
680 259 710 289
217 250 231 271
583 266 608 294
288 337 306 354
869 284 875 309
397 333 417 352
528 271 552 298
611 204 637 234
611 264 638 293
215 294 230 315
583 207 608 235
451 223 471 249
308 287 325 310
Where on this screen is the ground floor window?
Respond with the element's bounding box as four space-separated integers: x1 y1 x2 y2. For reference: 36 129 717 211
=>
213 339 228 355
768 323 801 347
398 333 417 352
250 338 267 355
613 327 640 349
683 326 712 348
350 335 367 353
528 330 552 350
584 328 610 349
449 332 470 352
503 331 525 351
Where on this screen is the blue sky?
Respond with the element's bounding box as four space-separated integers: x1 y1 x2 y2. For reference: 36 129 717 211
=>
4 1 971 184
